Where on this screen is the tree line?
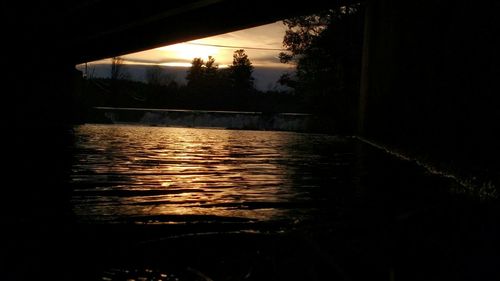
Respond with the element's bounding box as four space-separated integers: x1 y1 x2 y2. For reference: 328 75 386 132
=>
185 49 255 96
75 49 305 121
76 4 365 134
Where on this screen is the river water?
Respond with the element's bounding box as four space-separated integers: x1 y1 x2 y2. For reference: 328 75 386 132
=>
28 123 496 280
71 124 356 227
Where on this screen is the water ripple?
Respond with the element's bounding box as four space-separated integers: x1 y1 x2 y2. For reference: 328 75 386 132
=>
71 124 354 224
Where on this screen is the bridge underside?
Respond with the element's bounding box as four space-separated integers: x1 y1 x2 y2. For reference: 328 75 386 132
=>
6 0 340 65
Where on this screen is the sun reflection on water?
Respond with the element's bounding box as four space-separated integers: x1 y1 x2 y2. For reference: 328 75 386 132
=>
71 125 321 224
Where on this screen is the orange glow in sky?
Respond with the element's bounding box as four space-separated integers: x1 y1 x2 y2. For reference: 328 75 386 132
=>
158 43 219 65
87 21 291 69
79 21 295 90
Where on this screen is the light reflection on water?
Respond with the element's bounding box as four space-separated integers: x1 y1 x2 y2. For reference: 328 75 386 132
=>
71 124 354 224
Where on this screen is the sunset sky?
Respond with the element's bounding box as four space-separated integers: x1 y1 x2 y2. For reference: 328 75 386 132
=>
81 21 294 90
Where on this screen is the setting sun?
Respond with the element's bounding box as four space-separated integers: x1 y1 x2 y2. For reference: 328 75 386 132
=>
77 21 293 89
159 43 219 63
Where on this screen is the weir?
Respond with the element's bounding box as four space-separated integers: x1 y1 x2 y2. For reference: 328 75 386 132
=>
90 107 314 132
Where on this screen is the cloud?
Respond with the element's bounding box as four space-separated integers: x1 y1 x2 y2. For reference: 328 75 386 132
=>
85 21 289 69
79 21 295 90
196 21 286 49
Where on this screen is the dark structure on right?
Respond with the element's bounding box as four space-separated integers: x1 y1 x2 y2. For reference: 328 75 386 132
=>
359 0 500 188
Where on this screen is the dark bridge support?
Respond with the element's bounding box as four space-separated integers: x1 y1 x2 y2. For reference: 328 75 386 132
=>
359 0 500 190
1 54 82 278
4 56 80 220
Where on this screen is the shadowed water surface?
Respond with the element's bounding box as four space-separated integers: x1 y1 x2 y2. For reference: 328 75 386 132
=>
72 124 354 225
6 124 497 281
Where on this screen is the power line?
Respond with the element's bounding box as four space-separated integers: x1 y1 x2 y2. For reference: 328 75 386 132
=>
185 42 285 51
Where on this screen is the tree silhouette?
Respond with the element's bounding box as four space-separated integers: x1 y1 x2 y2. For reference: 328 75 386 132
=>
186 56 221 90
110 56 129 80
146 65 174 86
186 57 205 88
229 49 254 91
279 4 364 132
205 56 218 79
